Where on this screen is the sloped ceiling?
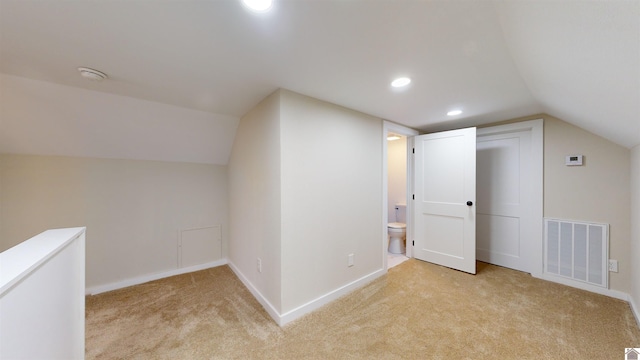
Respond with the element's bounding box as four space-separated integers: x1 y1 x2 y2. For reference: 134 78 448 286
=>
0 0 638 164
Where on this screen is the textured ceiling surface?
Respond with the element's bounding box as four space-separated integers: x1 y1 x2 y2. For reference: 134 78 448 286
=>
1 0 638 163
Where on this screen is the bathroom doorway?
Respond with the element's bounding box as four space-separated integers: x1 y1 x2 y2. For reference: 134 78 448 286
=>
382 121 418 270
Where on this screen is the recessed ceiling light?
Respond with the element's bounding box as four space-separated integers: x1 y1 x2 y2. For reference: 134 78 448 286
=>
78 67 108 81
391 77 411 88
447 110 463 116
242 0 273 12
387 134 401 141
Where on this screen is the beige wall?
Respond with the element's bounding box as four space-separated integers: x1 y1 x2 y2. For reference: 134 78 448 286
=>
483 114 632 293
228 90 282 311
630 145 640 318
387 136 407 223
543 116 631 292
0 154 228 288
279 90 382 313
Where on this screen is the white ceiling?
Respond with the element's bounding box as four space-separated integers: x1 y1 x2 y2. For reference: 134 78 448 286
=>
1 0 638 164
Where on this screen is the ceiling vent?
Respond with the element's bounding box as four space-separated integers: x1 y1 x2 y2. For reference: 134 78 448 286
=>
78 67 108 81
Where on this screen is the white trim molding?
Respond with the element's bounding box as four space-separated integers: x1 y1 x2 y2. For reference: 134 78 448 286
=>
630 295 640 329
226 261 281 325
86 259 228 295
536 272 638 329
228 259 385 326
279 269 385 326
533 272 629 301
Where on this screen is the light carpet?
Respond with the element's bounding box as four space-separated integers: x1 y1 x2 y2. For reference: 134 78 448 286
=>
86 259 640 359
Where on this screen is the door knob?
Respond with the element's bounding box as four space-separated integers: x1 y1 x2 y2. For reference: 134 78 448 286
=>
467 201 473 206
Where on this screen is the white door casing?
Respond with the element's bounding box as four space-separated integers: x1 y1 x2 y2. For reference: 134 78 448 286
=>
413 127 476 274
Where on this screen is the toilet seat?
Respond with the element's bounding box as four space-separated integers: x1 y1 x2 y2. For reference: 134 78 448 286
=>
388 222 406 229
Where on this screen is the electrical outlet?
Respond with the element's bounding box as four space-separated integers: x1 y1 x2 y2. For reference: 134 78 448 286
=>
257 258 262 273
348 254 354 267
608 259 618 273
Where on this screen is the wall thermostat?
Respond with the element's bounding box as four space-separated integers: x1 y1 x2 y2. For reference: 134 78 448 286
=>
565 155 583 166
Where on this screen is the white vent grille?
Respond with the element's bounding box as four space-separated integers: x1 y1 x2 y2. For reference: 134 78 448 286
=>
544 218 608 288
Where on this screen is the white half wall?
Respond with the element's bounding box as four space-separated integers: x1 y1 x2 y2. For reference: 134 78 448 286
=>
0 154 228 289
0 228 85 359
630 144 640 326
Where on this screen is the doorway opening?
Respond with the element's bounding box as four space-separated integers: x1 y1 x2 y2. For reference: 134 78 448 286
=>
387 132 409 268
382 121 418 270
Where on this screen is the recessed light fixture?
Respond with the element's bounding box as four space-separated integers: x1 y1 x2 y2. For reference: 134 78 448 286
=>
242 0 273 12
447 110 463 116
387 134 401 141
78 67 108 81
391 77 411 88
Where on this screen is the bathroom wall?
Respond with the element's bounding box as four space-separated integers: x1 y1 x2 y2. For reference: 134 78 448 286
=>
387 136 407 223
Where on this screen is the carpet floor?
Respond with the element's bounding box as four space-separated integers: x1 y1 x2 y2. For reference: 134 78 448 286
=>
86 259 640 359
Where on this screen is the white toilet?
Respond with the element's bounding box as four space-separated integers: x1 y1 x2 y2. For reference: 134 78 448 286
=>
388 204 406 254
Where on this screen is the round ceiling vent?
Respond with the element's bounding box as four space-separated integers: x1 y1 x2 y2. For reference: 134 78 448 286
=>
78 67 108 81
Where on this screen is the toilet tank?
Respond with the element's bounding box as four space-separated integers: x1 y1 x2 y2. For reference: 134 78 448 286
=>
395 204 407 223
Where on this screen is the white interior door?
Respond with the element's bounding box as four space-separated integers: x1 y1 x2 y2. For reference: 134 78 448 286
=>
476 121 542 273
413 127 476 274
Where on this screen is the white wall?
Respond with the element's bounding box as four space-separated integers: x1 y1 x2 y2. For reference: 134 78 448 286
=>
387 136 407 222
0 154 228 289
228 90 282 313
630 145 640 323
279 90 383 314
228 89 384 322
0 74 239 165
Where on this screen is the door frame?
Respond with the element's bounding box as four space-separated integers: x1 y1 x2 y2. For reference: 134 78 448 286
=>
477 119 544 277
382 121 419 270
382 119 543 276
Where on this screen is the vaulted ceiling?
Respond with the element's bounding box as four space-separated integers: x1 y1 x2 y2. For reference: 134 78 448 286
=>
1 0 638 164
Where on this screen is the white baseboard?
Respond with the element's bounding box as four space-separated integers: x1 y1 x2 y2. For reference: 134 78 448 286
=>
630 295 640 329
86 259 228 295
279 268 385 326
534 272 629 301
226 261 281 325
227 260 386 327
